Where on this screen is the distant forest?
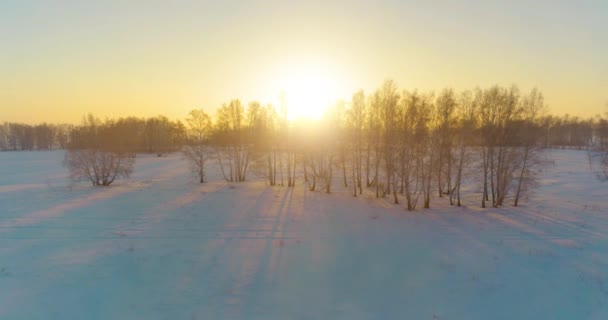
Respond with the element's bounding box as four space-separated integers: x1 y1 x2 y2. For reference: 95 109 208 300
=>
2 86 606 153
2 82 608 209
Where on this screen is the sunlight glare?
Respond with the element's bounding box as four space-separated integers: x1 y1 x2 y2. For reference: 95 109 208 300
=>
283 70 336 120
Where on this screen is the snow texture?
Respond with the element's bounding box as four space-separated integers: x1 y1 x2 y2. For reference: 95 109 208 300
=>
0 149 607 319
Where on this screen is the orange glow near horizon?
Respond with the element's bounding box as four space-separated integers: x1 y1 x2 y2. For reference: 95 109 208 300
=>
1 2 606 124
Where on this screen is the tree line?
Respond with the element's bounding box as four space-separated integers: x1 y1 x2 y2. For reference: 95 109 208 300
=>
5 82 608 209
1 116 186 155
2 102 604 154
0 123 71 151
63 115 185 186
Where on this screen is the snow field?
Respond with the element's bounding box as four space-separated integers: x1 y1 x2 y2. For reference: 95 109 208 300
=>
0 149 606 319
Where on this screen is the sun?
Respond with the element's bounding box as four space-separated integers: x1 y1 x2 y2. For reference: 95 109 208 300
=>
282 70 337 120
267 57 348 121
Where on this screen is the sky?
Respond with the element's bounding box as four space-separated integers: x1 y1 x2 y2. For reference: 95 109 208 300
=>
1 0 607 123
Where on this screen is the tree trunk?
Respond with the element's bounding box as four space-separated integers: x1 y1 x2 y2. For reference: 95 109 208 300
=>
514 148 530 207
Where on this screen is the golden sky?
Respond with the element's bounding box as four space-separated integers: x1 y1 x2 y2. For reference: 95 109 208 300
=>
1 1 607 123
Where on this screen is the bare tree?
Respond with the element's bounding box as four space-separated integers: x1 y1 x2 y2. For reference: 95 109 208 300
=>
215 100 250 182
435 88 457 197
183 109 213 183
326 100 349 189
479 86 522 208
64 115 134 186
378 80 401 203
399 90 424 210
513 88 547 206
347 90 366 196
263 104 280 186
65 149 134 186
449 90 476 206
419 94 437 209
367 91 382 191
280 96 298 188
306 148 335 194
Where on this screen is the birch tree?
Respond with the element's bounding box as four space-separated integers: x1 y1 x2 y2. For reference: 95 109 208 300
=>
183 109 213 183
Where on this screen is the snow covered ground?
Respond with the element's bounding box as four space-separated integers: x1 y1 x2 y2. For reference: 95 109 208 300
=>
0 149 607 319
